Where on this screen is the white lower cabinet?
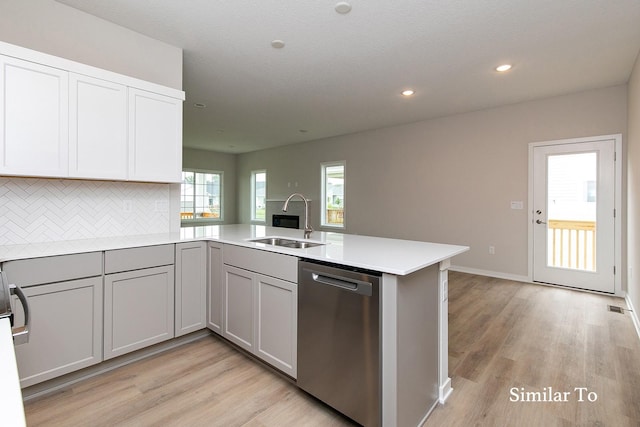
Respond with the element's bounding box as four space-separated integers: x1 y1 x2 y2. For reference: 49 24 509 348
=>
104 265 175 360
255 274 297 377
207 242 224 335
13 277 103 388
222 252 298 378
175 242 206 337
223 265 255 352
1 252 103 388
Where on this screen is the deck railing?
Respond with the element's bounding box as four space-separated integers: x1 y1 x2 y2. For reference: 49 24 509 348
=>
547 219 596 271
326 208 344 225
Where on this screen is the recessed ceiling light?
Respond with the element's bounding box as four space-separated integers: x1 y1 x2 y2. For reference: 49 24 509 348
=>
271 40 285 49
193 102 207 108
401 90 415 96
495 64 512 72
335 2 352 14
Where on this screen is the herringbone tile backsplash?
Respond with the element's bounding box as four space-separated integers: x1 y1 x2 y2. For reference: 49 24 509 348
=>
0 177 173 245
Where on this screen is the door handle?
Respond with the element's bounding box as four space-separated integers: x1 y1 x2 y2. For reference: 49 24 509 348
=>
536 219 547 225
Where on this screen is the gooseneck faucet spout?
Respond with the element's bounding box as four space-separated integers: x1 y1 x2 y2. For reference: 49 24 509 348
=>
283 193 313 239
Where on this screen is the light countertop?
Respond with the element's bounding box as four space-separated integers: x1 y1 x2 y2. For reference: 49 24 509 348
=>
0 224 469 276
0 318 26 427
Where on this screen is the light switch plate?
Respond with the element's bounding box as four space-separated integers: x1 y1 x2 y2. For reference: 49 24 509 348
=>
510 201 524 210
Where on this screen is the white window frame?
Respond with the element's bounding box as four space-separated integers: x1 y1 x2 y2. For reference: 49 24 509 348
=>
251 169 267 223
321 161 345 229
180 169 224 223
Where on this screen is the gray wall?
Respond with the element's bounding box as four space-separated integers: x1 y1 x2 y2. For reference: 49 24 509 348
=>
0 0 182 89
627 52 640 315
237 85 627 280
183 148 238 224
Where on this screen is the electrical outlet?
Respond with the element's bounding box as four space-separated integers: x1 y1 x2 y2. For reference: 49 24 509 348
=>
489 246 495 255
123 200 132 213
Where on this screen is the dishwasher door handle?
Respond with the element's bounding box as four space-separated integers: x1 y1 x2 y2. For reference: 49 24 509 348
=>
311 272 372 296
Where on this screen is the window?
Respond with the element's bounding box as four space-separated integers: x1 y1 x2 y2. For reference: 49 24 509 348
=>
321 161 345 228
251 170 267 222
181 171 223 221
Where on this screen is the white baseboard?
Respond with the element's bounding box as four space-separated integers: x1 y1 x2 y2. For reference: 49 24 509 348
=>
451 266 626 298
625 294 640 343
439 377 453 404
449 265 530 283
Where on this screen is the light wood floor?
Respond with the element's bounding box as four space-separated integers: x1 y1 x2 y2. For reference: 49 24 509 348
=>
24 273 640 426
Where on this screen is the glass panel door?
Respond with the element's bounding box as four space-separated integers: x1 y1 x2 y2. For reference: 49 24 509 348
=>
532 139 615 293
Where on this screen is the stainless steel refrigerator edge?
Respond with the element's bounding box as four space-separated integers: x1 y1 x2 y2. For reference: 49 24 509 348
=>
297 260 381 427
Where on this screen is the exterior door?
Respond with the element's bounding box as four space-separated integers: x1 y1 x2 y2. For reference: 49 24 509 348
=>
531 137 617 293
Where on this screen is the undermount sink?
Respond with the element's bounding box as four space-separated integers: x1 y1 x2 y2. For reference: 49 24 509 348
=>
248 237 326 249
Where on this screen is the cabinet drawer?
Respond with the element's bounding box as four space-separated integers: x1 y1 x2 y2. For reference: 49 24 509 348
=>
104 244 174 274
2 252 102 287
223 245 297 283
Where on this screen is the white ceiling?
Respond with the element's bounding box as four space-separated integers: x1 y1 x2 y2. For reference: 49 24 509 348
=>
56 0 640 154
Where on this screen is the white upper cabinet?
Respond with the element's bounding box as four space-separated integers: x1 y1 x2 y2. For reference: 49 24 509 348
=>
0 55 69 177
0 41 184 183
128 88 183 183
69 74 128 180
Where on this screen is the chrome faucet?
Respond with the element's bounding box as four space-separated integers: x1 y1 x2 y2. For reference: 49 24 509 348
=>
283 193 313 239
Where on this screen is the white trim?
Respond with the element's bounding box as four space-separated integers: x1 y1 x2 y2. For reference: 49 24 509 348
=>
626 294 640 343
381 273 398 426
417 400 439 427
527 134 623 296
438 261 452 404
450 265 530 283
181 170 224 223
320 160 346 229
250 169 267 223
451 265 629 299
439 377 453 404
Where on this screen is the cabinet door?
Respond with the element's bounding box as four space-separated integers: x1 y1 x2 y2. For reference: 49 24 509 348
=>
0 55 68 177
128 88 182 183
255 274 297 378
104 265 174 360
175 242 206 337
223 265 254 352
207 242 224 335
69 74 128 179
12 277 103 388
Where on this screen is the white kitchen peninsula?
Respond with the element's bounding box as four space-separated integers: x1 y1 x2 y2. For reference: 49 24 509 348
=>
0 224 468 427
182 225 469 426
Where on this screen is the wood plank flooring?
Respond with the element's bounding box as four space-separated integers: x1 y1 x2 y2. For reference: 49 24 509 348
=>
24 273 640 426
424 272 640 427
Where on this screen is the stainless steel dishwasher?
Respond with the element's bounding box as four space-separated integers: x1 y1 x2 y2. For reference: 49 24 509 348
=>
298 259 381 427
